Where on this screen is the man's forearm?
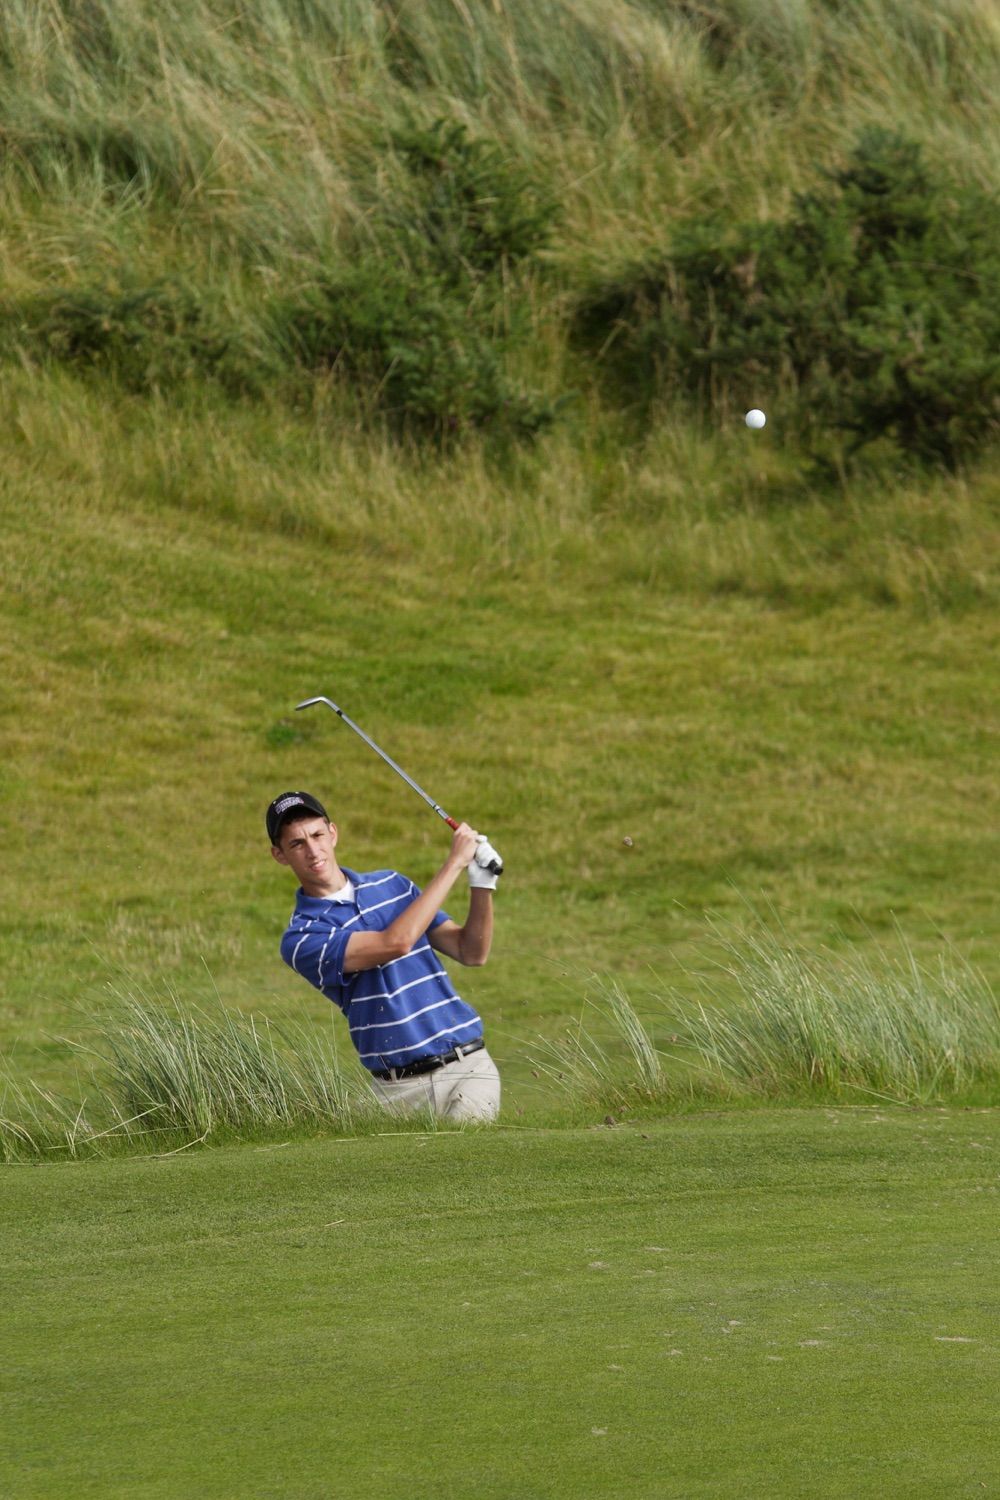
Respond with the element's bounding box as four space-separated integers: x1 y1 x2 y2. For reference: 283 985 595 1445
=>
385 857 467 955
343 824 481 973
456 888 493 966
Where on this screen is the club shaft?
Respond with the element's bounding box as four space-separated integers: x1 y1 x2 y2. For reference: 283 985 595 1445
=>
296 697 458 829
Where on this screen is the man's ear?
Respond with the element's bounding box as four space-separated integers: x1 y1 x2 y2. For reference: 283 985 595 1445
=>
270 845 289 867
328 822 338 847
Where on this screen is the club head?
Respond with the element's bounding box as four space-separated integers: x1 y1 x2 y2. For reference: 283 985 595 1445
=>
295 696 338 713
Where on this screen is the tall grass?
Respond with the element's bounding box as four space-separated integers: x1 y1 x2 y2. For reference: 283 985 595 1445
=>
671 925 1000 1102
4 369 995 609
3 925 999 1162
2 0 998 286
0 988 374 1163
532 926 1000 1107
2 3 998 462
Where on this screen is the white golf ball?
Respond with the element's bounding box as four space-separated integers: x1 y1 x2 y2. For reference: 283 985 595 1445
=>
745 409 767 429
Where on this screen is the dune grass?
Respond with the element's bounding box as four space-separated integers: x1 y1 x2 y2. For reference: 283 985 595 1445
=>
2 0 999 416
0 987 377 1164
666 926 1000 1103
4 1 998 263
4 920 999 1162
531 924 1000 1112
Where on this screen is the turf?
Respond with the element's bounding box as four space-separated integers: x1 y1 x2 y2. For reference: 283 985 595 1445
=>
5 1110 999 1498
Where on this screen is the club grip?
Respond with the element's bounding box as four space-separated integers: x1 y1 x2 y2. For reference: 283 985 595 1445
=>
446 817 504 875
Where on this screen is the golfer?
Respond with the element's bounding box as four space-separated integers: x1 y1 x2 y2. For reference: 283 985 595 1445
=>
267 791 502 1122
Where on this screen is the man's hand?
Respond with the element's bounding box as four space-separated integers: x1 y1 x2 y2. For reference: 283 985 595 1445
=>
448 822 480 871
468 834 503 889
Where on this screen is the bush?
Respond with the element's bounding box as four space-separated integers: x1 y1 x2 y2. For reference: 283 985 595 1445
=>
278 118 558 438
2 281 271 397
575 132 1000 468
389 117 556 275
278 263 551 438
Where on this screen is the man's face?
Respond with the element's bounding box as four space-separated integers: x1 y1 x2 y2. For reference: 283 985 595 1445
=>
271 815 339 892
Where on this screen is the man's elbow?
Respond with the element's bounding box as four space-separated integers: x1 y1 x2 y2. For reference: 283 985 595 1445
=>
460 949 489 968
383 935 414 964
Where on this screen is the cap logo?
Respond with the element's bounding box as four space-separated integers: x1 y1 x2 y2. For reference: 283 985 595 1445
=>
274 794 307 817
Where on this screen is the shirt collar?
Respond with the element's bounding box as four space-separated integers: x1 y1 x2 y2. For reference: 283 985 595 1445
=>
295 868 361 913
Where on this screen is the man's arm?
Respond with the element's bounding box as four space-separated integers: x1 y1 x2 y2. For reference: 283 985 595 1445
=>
342 823 478 974
428 887 494 967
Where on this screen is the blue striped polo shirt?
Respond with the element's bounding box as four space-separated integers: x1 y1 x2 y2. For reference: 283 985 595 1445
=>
279 867 483 1073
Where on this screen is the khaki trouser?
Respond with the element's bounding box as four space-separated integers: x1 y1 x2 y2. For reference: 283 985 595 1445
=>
368 1046 501 1123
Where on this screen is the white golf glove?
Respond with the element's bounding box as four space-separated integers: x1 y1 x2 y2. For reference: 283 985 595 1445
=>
468 834 503 889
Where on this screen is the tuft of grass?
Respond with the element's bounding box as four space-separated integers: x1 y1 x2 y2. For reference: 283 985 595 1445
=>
0 1068 158 1165
527 979 667 1105
533 926 1000 1109
0 988 379 1163
667 923 1000 1103
94 985 367 1134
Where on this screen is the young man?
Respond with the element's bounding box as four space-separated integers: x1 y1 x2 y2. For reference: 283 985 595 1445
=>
267 791 502 1122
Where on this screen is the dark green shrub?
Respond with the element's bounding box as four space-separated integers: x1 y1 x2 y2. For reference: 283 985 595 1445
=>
277 118 557 438
2 282 270 396
575 132 1000 468
390 117 556 274
278 263 551 438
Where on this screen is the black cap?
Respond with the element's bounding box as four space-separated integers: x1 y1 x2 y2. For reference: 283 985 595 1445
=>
266 791 329 845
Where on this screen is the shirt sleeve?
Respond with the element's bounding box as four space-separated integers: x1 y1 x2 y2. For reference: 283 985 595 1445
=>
280 920 353 993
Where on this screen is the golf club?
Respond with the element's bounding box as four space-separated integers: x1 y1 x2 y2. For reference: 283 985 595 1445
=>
295 696 504 876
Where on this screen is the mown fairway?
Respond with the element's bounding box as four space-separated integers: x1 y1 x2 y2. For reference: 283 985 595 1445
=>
5 1110 1000 1499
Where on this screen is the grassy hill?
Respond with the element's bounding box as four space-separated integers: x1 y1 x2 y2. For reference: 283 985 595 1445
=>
1 0 998 1110
2 375 996 1113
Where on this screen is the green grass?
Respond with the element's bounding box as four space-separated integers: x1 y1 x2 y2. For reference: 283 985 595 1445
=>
0 1 997 1104
5 1111 1000 1498
530 926 1000 1111
1 370 997 1100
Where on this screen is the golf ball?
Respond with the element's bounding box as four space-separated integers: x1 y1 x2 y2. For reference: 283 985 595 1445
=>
745 409 767 429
